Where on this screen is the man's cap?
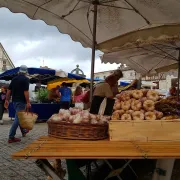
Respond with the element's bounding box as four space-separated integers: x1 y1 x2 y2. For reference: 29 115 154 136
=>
19 65 28 74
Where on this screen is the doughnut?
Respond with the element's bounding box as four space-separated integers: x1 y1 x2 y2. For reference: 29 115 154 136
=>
141 89 149 96
116 94 121 100
132 111 144 120
145 112 156 120
143 100 155 111
126 110 134 115
147 90 159 101
154 111 163 119
119 92 131 101
140 97 147 103
113 102 121 110
116 109 125 116
111 112 120 120
131 100 142 111
140 109 145 114
121 114 132 120
126 90 133 97
121 100 131 110
132 90 143 99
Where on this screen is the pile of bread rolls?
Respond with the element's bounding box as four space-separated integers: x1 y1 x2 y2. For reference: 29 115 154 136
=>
112 90 164 120
49 108 111 125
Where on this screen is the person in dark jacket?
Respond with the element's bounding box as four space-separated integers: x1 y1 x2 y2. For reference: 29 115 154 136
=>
0 86 7 125
4 65 31 143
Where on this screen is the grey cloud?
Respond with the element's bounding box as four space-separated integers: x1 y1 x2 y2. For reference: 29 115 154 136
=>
0 7 101 63
0 7 114 77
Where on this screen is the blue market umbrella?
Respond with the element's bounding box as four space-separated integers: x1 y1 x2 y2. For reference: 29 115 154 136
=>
0 67 85 85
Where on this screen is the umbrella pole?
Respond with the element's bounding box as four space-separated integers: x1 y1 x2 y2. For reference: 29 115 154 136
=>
90 1 98 103
178 49 180 100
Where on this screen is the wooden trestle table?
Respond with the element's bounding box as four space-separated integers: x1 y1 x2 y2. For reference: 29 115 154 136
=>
12 136 180 180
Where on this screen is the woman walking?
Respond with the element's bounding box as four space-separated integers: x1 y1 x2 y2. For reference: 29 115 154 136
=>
0 86 7 125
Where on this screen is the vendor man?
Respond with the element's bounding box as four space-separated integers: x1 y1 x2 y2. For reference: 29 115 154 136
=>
82 69 123 105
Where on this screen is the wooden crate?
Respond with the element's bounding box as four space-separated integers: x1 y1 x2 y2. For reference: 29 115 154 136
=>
109 120 180 142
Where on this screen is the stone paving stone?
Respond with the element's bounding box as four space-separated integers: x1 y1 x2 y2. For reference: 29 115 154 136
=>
0 114 48 180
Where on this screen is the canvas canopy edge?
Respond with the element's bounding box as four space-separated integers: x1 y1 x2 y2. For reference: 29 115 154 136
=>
98 24 180 53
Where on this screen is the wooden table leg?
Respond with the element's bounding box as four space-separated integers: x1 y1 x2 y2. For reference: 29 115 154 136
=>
152 159 175 180
35 159 63 180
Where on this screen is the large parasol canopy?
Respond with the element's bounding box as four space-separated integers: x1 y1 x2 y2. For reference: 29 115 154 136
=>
101 24 180 99
1 0 180 99
0 67 85 84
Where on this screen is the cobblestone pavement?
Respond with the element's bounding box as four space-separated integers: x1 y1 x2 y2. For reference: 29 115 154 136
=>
2 113 180 180
0 113 48 180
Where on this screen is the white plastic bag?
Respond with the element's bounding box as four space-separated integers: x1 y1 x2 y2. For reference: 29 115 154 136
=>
98 97 107 116
75 102 84 110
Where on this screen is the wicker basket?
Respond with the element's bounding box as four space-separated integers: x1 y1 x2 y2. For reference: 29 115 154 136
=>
47 119 108 140
18 111 38 130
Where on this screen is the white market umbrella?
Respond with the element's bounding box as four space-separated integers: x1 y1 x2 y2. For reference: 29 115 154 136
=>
1 1 180 100
101 24 180 98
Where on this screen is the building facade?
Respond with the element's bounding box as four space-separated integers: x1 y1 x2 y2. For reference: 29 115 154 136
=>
0 43 15 73
141 70 178 90
94 67 137 85
94 67 177 91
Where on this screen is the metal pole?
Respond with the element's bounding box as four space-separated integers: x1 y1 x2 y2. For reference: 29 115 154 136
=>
90 1 98 103
178 49 180 100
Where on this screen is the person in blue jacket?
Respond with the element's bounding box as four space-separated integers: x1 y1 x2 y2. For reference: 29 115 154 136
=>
57 82 72 109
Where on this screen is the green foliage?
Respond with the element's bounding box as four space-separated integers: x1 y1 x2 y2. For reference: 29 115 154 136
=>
36 88 49 102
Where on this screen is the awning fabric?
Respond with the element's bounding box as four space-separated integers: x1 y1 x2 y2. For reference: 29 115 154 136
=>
1 1 180 52
0 67 85 85
101 25 180 76
47 79 89 90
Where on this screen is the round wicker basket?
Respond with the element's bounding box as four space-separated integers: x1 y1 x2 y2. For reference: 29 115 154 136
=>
47 119 108 140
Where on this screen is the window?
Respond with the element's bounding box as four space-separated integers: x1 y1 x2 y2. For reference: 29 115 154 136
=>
3 60 6 65
2 60 7 71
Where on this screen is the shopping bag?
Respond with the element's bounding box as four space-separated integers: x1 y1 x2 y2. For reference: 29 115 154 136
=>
75 102 84 110
18 110 38 130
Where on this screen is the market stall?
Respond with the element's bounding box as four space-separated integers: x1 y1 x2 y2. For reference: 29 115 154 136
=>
2 1 180 180
0 67 85 121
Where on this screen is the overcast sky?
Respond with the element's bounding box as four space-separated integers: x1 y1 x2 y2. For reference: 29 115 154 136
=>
0 8 119 77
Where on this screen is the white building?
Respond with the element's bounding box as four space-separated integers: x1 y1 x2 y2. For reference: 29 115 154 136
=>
94 67 177 91
142 70 177 91
0 43 15 73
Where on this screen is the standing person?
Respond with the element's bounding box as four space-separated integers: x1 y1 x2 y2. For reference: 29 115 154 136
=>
4 65 31 143
73 86 84 103
57 82 72 109
73 86 84 109
106 69 123 96
82 69 123 105
84 85 90 93
169 86 177 96
48 88 59 102
0 86 7 125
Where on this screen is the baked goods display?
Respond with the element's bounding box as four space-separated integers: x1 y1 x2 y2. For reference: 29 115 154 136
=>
48 108 111 125
112 90 165 120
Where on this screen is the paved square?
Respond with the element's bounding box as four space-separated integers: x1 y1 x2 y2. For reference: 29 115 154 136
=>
1 113 180 180
0 113 47 180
